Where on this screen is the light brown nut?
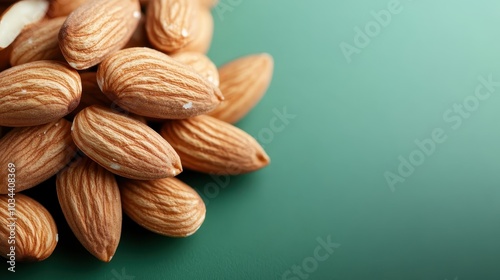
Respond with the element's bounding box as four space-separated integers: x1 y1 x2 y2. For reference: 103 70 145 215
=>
0 119 77 194
0 60 82 127
58 0 141 70
146 0 198 53
120 177 206 237
47 0 88 17
0 194 58 262
56 156 121 262
96 47 223 119
198 0 218 9
176 6 213 54
172 51 219 87
71 105 182 180
209 53 274 123
10 16 66 66
0 0 49 50
161 115 270 174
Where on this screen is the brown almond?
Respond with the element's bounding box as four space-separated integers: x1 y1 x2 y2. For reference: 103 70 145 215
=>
161 115 270 174
72 105 182 179
0 60 82 127
47 0 88 17
120 177 206 237
56 156 121 262
176 6 213 54
209 53 274 123
0 119 77 194
0 194 58 262
58 0 141 70
97 47 223 119
172 51 219 87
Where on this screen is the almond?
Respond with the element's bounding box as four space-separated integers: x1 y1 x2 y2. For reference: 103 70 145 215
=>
199 0 218 9
172 51 219 87
146 0 198 53
0 119 77 194
0 0 49 50
56 156 121 262
208 53 274 123
10 16 66 66
176 6 213 54
47 0 88 17
161 115 270 174
0 193 58 262
0 60 82 127
120 177 206 237
72 105 182 179
96 47 223 119
58 0 141 70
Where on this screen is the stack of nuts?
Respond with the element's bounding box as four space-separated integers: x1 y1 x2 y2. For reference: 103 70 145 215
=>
0 0 274 262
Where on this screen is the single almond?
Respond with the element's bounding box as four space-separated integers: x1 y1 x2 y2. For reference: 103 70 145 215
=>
96 47 223 119
47 0 88 17
176 6 213 54
0 119 77 194
0 0 49 50
56 156 121 262
0 60 82 127
161 115 270 174
0 194 58 262
172 51 219 87
10 16 66 66
209 53 274 123
58 0 141 70
120 177 206 237
146 0 198 53
72 105 182 179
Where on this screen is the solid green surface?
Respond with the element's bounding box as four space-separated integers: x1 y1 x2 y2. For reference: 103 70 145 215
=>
5 0 500 279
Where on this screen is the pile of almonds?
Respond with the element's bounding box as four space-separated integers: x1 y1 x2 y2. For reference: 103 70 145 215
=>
0 0 274 262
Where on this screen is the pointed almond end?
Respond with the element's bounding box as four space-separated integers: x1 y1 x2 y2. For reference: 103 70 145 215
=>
254 149 271 170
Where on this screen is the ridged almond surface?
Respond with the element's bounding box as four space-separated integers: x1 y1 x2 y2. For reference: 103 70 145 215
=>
0 194 58 262
0 60 82 127
58 0 141 70
47 0 88 17
172 51 219 87
0 119 77 194
209 53 274 124
146 0 197 53
161 115 270 174
97 47 223 119
10 17 66 66
72 105 182 179
56 156 121 262
120 177 206 237
176 6 212 54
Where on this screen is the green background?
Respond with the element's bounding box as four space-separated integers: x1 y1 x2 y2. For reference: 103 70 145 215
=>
4 0 500 279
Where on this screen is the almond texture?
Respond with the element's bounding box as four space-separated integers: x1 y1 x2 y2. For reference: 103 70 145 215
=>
176 6 213 54
0 193 58 262
0 119 77 194
172 51 219 87
161 115 270 174
57 156 121 262
58 0 141 70
96 47 223 119
72 105 182 179
120 177 206 237
0 60 82 127
208 53 274 124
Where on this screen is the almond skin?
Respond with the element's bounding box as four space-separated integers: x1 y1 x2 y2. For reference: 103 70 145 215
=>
172 51 219 87
97 47 223 119
146 0 198 53
0 119 77 194
0 60 82 127
47 0 89 17
56 156 121 262
58 0 141 70
10 16 66 66
208 53 274 124
176 6 213 54
120 177 206 237
0 193 58 262
161 115 270 174
68 72 112 118
72 105 182 180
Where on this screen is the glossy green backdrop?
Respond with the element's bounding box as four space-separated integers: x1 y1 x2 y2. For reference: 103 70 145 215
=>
4 0 500 279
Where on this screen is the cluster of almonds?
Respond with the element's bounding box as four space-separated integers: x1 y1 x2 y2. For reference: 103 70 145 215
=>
0 0 274 262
